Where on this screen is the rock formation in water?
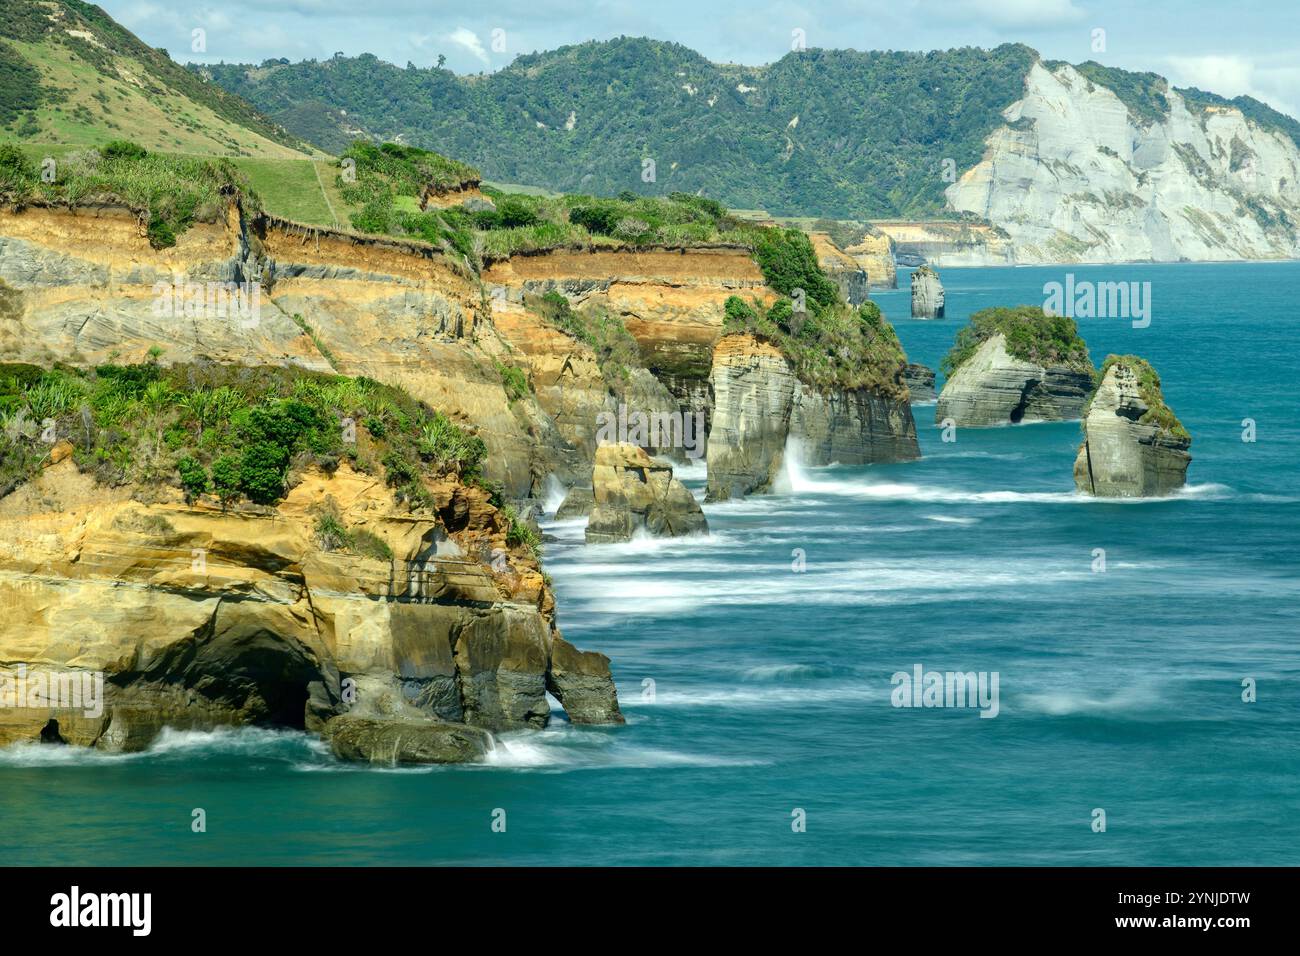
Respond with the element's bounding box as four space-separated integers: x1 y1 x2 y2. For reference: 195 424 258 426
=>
809 233 870 305
904 363 936 402
1073 356 1191 497
0 444 622 762
706 334 919 500
585 443 707 543
935 307 1095 427
910 266 945 318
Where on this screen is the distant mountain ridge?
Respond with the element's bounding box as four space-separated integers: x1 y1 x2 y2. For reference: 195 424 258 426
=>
194 37 1300 229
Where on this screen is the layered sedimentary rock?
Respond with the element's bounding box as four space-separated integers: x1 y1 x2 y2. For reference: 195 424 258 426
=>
1074 358 1191 497
844 231 898 289
0 204 564 496
910 265 945 318
0 205 753 501
947 60 1300 263
809 232 869 305
0 458 622 755
705 334 920 500
585 443 707 543
705 335 802 500
935 333 1094 427
904 363 937 403
872 221 1013 268
482 246 773 436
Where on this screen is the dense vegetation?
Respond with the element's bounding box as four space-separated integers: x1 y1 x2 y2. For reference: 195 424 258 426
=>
335 140 756 265
1 0 306 152
526 291 643 386
1065 61 1171 125
0 361 489 514
941 306 1093 377
1089 354 1189 441
197 40 1038 218
0 139 257 247
722 229 908 396
0 40 41 128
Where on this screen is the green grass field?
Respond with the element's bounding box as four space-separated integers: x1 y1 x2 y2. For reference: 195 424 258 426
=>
15 145 351 227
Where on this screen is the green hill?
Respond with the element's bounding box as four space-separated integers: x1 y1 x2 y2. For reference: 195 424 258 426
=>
0 0 312 157
197 38 1300 219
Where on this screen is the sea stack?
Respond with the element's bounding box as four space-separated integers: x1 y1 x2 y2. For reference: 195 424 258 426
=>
910 265 945 318
585 443 708 543
935 306 1095 426
1074 356 1191 497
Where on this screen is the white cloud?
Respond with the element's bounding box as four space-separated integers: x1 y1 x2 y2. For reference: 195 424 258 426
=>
1164 54 1300 121
445 27 490 66
945 0 1086 28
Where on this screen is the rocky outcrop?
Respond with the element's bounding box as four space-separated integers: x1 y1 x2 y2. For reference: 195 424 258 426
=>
0 459 622 756
323 714 494 765
936 333 1094 427
790 387 921 467
585 443 707 543
947 60 1300 263
555 485 594 519
706 334 920 500
809 232 869 305
910 266 945 318
705 336 801 500
904 363 936 402
844 231 898 289
1074 357 1191 497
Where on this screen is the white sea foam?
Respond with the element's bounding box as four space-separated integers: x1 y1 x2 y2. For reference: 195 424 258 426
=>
481 726 764 771
542 474 568 515
0 725 324 768
1018 684 1162 716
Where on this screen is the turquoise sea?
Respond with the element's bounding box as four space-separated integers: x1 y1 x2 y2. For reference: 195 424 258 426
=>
3 262 1297 866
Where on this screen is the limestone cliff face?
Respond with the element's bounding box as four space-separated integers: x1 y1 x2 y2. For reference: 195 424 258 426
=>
0 204 559 496
947 61 1300 263
910 266 945 319
585 443 707 543
844 231 898 289
873 221 1013 269
1074 360 1191 497
482 246 773 437
706 335 920 500
705 335 801 500
935 333 1094 427
0 459 622 757
809 233 869 305
0 206 744 501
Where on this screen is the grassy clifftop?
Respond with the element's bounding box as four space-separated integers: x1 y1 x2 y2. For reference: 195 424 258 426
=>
941 305 1094 377
0 361 490 511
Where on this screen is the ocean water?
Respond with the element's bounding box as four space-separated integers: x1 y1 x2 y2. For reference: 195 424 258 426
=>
2 262 1298 866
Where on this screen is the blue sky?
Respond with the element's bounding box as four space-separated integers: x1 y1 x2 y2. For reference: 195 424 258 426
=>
101 0 1300 118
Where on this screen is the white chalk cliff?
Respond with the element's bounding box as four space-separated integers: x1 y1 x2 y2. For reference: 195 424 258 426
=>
947 61 1300 263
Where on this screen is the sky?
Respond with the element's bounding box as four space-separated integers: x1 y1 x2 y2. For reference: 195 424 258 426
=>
100 0 1300 119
